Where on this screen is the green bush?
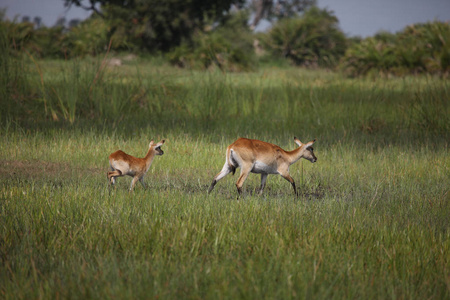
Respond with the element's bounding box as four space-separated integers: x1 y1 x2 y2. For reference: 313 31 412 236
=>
400 21 450 73
167 11 257 71
341 21 450 76
63 17 109 57
0 13 110 59
262 7 347 68
0 16 37 55
340 36 399 76
34 26 66 58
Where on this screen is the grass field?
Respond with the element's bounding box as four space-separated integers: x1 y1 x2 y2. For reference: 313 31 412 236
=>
1 56 449 299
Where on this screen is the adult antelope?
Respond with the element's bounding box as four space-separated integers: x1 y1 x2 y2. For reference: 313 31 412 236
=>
208 137 317 197
107 139 165 191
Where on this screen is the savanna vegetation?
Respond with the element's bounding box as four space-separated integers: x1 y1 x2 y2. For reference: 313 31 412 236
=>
1 1 449 299
2 1 449 75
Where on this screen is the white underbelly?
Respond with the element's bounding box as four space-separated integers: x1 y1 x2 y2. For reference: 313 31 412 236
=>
111 161 135 176
251 161 278 174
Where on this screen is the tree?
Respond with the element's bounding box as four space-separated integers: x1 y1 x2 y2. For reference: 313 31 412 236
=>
63 0 245 52
54 17 67 28
33 17 42 28
65 0 104 17
250 0 316 29
167 10 257 71
68 18 81 28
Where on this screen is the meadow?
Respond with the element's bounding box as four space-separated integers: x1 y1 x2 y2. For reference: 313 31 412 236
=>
0 56 449 299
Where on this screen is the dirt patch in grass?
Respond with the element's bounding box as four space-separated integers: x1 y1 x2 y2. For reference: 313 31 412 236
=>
0 160 103 181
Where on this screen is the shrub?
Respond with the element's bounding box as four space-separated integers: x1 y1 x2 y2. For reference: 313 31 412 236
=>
0 17 37 55
167 11 256 72
341 21 450 76
262 7 347 68
63 17 109 57
34 26 66 58
340 36 399 76
0 13 110 59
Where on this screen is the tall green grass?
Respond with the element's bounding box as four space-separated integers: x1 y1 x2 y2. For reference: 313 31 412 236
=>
0 57 449 299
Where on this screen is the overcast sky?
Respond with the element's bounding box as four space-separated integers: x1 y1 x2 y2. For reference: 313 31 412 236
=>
1 0 450 37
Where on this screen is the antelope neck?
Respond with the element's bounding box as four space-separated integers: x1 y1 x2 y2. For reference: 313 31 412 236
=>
285 146 305 165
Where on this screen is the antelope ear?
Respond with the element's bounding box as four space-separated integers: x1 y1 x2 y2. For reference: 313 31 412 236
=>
305 139 316 148
294 137 302 147
149 140 155 148
155 139 165 148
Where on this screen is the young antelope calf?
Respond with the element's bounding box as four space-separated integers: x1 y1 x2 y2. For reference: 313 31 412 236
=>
208 137 317 197
107 139 165 191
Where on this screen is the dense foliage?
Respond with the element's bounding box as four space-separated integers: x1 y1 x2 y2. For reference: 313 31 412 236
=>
1 6 450 76
1 11 109 58
65 0 245 52
342 21 450 76
262 7 347 67
250 0 316 28
167 11 257 71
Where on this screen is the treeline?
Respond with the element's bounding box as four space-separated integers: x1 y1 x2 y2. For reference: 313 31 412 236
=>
1 7 449 76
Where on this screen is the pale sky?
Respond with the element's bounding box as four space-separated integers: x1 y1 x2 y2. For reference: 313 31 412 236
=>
319 0 450 37
1 0 450 37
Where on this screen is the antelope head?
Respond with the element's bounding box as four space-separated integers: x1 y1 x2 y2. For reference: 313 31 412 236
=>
150 140 165 156
294 137 317 163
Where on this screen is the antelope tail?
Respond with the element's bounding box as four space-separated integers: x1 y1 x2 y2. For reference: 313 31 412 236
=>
228 149 237 175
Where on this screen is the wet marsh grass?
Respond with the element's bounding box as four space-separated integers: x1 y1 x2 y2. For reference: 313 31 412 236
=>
0 58 449 299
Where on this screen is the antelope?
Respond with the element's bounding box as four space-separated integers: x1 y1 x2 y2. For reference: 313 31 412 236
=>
107 139 165 191
208 137 317 197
